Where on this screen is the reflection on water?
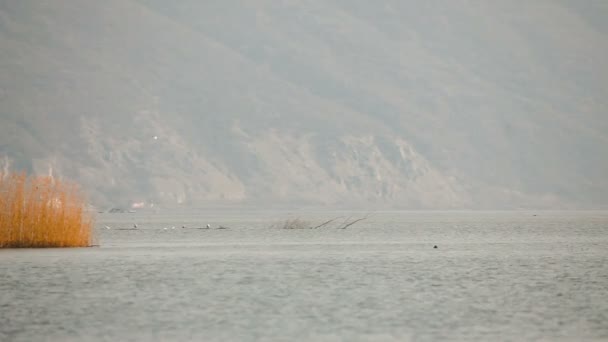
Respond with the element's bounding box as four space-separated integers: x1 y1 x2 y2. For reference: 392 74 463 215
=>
1 211 607 341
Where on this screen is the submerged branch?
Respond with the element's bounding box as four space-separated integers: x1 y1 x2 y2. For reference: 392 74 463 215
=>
336 212 373 229
311 216 343 229
275 212 373 230
337 216 367 229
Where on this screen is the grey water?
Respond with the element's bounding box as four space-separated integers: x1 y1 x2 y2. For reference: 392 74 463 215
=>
1 211 607 341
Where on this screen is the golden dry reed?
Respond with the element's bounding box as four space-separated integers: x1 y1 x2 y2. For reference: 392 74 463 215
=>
0 172 94 248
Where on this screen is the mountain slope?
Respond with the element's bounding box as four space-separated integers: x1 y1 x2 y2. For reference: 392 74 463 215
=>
0 0 606 208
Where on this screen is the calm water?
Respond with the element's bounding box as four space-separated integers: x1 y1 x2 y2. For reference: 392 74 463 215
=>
1 211 607 341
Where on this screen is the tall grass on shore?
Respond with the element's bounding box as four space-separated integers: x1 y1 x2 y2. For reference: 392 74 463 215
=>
0 172 93 248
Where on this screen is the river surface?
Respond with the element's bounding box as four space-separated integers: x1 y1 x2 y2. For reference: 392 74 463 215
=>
1 211 607 341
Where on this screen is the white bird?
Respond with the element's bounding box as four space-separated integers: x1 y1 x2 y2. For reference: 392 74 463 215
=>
206 224 211 229
133 224 138 229
171 226 175 230
104 225 111 230
163 227 168 230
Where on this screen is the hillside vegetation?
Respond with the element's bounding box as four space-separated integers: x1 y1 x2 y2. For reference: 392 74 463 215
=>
0 1 607 209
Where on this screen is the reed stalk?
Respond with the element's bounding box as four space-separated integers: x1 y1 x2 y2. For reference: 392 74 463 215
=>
0 171 94 248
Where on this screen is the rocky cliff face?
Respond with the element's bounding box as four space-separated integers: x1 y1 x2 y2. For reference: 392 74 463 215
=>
1 1 606 208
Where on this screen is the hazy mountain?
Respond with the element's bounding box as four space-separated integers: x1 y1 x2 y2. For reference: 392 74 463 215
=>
1 0 606 209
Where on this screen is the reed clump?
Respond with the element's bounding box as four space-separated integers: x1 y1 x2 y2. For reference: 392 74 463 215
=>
0 172 94 248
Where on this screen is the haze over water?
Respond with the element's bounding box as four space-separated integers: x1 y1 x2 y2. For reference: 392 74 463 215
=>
1 211 607 341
